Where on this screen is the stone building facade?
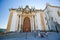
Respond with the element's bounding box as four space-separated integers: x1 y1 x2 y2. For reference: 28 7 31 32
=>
6 4 60 32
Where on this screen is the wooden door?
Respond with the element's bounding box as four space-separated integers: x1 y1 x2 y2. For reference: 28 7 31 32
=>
23 17 31 32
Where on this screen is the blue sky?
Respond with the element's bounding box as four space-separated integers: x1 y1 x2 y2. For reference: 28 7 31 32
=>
0 0 60 29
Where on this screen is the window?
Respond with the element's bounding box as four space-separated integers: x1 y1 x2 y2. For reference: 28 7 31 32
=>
57 11 60 16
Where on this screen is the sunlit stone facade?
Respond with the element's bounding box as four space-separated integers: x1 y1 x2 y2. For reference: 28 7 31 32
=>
6 4 60 32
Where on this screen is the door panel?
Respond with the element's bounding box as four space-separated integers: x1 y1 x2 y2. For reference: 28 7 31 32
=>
23 17 31 32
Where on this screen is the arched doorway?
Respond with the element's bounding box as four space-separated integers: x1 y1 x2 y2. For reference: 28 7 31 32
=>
23 17 31 32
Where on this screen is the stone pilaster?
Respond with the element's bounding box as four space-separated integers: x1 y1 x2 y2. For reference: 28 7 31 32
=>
40 12 46 31
6 12 13 32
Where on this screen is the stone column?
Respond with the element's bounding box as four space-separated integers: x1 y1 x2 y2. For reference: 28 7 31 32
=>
21 16 23 31
31 16 34 31
30 16 33 31
19 15 21 32
17 15 20 32
30 17 32 31
35 15 38 30
33 15 36 31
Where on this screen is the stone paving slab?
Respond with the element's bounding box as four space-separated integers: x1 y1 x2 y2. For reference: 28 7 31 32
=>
0 32 60 40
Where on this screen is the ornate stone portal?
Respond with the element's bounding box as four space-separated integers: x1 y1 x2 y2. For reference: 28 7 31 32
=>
6 5 46 32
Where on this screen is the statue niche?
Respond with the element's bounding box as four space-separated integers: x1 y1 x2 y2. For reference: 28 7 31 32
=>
24 5 30 14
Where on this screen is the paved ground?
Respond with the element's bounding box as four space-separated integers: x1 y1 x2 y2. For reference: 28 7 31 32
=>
0 32 60 40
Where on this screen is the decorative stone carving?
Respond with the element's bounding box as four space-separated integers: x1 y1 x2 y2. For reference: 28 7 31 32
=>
24 5 30 14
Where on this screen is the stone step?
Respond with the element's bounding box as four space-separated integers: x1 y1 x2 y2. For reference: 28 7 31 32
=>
0 32 60 40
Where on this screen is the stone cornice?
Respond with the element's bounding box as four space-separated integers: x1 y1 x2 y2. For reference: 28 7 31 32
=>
43 4 60 11
9 5 60 12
